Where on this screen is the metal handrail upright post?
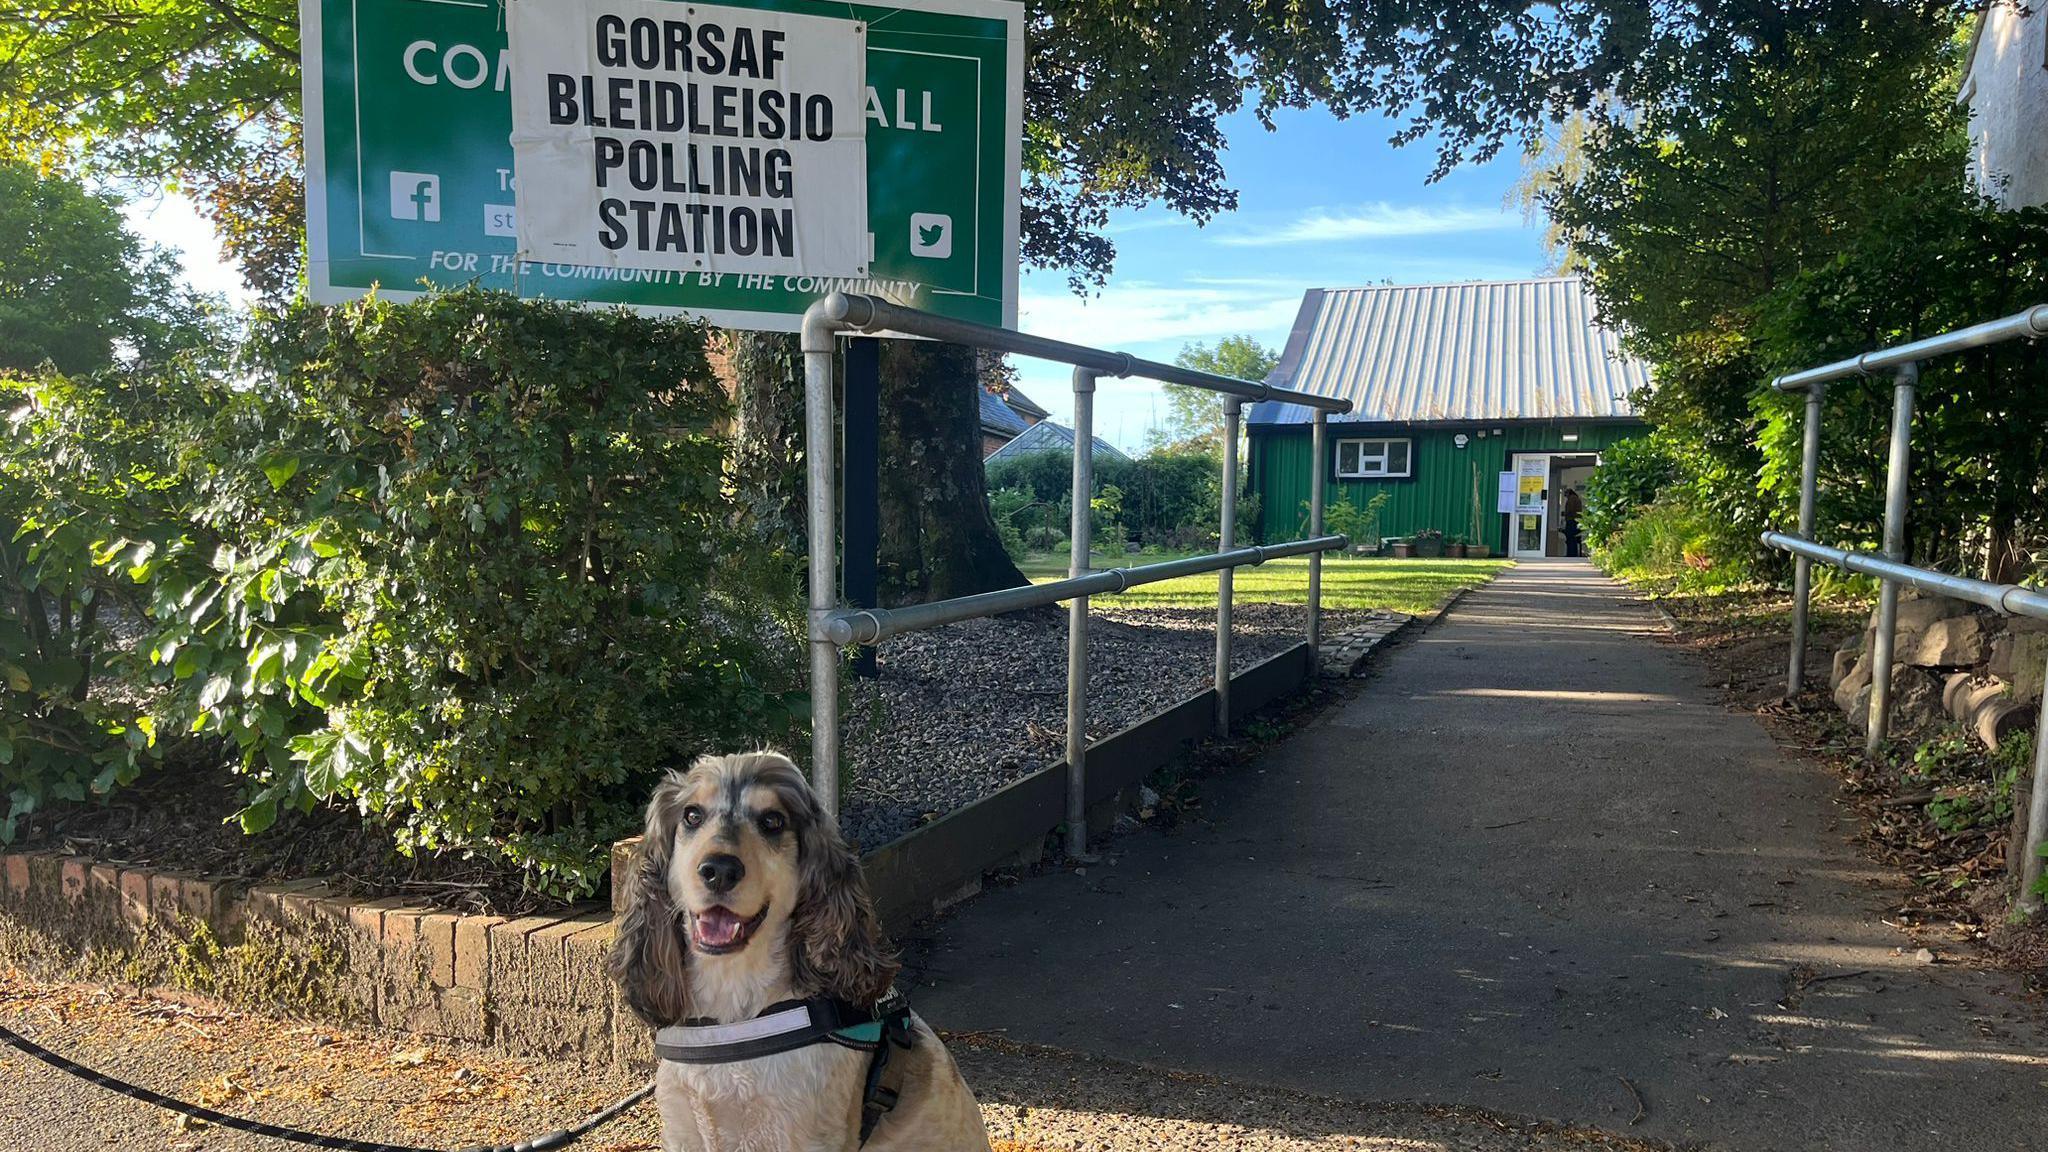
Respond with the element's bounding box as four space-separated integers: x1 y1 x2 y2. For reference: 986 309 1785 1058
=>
1865 363 1918 759
1065 368 1099 859
2024 659 2048 914
801 306 845 814
1215 397 1242 736
1308 412 1327 654
1785 383 1826 699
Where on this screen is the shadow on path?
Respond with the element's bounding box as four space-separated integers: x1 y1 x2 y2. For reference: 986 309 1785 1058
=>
911 560 2048 1151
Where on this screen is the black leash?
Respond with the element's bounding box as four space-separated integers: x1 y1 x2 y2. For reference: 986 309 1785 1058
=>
0 1021 653 1152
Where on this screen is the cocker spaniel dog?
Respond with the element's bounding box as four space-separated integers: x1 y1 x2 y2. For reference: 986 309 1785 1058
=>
611 751 992 1152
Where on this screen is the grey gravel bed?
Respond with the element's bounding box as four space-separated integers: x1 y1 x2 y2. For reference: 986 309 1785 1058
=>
838 603 1378 850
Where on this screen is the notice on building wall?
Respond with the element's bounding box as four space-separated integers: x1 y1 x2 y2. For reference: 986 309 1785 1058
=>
1496 472 1519 515
507 0 868 276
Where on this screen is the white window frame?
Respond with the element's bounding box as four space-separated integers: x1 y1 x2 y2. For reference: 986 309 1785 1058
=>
1334 437 1413 479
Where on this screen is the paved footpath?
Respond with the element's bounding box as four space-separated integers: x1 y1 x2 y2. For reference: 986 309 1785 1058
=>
912 560 2048 1151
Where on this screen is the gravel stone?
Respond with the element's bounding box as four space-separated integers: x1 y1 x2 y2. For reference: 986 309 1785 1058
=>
838 604 1376 850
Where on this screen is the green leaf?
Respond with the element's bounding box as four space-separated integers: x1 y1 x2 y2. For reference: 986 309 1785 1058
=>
172 647 202 679
198 674 233 710
262 454 301 491
237 793 280 835
0 736 12 765
0 665 22 693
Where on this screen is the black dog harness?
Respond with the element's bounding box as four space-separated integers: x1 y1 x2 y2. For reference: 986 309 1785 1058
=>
653 990 915 1144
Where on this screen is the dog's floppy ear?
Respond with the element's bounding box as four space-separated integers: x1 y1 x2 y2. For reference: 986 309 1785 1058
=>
773 758 899 1005
609 769 694 1027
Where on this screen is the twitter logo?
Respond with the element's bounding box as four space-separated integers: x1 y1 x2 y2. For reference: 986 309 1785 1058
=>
909 213 952 259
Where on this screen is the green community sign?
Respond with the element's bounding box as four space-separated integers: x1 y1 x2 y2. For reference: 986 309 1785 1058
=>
302 0 1021 331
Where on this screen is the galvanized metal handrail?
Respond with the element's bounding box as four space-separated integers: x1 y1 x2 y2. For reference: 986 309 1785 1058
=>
1772 306 2048 393
800 293 1353 859
823 537 1346 646
1760 305 2048 913
803 292 1354 411
1762 533 2048 620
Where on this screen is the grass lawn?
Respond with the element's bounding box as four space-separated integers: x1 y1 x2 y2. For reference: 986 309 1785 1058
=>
1018 552 1512 616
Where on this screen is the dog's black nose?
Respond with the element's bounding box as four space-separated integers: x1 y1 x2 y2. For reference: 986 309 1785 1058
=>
698 854 744 893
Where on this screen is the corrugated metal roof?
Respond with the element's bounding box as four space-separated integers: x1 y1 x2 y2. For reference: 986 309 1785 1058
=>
983 420 1132 464
1249 278 1650 426
979 389 1031 436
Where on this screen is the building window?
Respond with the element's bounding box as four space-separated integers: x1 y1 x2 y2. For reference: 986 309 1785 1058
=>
1335 438 1412 479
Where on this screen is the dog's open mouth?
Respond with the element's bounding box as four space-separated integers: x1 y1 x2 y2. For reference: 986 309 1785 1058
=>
690 904 768 954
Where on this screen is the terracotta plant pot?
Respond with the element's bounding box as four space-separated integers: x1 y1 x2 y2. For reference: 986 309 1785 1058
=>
1391 542 1416 559
1448 543 1468 559
1466 544 1492 559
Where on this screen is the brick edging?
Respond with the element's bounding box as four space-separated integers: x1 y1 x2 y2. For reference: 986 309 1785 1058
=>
0 854 644 1067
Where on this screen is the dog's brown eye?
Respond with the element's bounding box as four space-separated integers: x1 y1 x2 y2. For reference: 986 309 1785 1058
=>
757 811 786 835
682 805 705 829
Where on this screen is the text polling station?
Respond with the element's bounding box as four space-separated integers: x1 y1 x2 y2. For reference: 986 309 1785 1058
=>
508 0 868 276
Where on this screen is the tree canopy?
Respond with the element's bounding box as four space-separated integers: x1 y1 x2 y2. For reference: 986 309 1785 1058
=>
1540 2 2048 582
0 159 222 373
1153 335 1279 451
8 0 1976 294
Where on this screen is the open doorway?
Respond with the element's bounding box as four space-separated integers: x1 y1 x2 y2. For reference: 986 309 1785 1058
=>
1509 452 1601 558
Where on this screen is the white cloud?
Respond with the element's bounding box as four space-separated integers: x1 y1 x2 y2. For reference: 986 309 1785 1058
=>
1017 280 1307 351
1217 202 1523 247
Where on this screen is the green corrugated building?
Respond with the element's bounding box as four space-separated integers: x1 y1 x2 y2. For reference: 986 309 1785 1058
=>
1248 277 1650 559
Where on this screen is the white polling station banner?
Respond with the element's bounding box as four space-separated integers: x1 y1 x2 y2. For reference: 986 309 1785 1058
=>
507 0 868 277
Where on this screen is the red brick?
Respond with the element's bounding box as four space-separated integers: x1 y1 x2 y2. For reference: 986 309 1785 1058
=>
453 915 505 991
610 837 643 914
382 905 425 948
117 869 152 923
3 854 31 897
419 913 459 989
148 872 185 917
88 863 120 906
58 857 89 904
178 877 217 924
567 917 615 960
347 896 411 940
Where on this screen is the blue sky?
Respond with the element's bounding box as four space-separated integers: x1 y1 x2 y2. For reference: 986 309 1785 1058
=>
126 103 1552 453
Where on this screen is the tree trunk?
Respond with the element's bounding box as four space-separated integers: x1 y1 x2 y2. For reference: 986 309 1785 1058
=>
728 330 808 548
875 339 1029 604
726 332 1026 605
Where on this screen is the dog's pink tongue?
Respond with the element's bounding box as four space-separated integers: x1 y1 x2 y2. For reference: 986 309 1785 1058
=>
696 908 745 947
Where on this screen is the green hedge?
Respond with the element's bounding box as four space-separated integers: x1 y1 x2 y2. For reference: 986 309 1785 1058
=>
986 446 1225 551
1 290 804 897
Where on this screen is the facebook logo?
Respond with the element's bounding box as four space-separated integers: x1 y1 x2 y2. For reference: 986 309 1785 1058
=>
389 171 441 222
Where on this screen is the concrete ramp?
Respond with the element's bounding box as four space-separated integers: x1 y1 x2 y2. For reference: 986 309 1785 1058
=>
912 560 2048 1151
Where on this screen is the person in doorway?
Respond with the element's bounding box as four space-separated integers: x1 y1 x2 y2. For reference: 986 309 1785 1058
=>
1561 486 1585 557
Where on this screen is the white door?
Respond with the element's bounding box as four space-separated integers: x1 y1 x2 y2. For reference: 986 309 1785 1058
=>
1511 454 1550 558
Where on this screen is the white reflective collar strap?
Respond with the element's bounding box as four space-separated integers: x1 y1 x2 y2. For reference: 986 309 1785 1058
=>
655 1004 816 1052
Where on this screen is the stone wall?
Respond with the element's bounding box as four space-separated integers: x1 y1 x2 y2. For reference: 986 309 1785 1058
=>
1829 589 2047 748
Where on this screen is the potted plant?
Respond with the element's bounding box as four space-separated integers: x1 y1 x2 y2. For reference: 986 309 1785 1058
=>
1466 540 1493 559
1447 534 1469 559
1390 537 1416 559
1413 528 1445 558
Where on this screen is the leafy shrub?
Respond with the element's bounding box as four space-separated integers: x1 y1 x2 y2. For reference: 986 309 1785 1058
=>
0 368 190 838
1598 491 1753 590
987 447 1221 549
1581 436 1675 548
1304 492 1389 546
4 290 804 897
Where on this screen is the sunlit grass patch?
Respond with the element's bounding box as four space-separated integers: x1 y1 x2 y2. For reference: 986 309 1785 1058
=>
1024 555 1510 616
